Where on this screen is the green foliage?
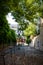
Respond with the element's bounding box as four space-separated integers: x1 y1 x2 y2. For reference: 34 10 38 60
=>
0 16 10 44
26 36 31 44
24 23 37 36
0 0 17 45
0 0 43 45
10 29 17 44
11 0 43 33
0 15 16 45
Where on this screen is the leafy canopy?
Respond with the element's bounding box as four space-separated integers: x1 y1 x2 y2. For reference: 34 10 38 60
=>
0 0 43 44
24 23 36 36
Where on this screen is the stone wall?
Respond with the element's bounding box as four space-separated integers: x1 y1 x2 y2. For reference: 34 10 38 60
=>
2 54 43 65
30 18 43 51
0 46 43 65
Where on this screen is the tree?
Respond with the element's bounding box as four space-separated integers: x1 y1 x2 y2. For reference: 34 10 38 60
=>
23 23 37 44
0 0 17 46
10 29 17 45
12 0 43 21
24 23 37 36
0 0 43 45
11 0 43 33
0 16 16 46
0 16 10 44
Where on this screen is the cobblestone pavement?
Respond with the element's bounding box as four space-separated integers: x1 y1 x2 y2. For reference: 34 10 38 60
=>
0 46 43 65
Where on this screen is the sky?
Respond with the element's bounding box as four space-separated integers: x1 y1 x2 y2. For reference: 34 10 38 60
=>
6 13 18 25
